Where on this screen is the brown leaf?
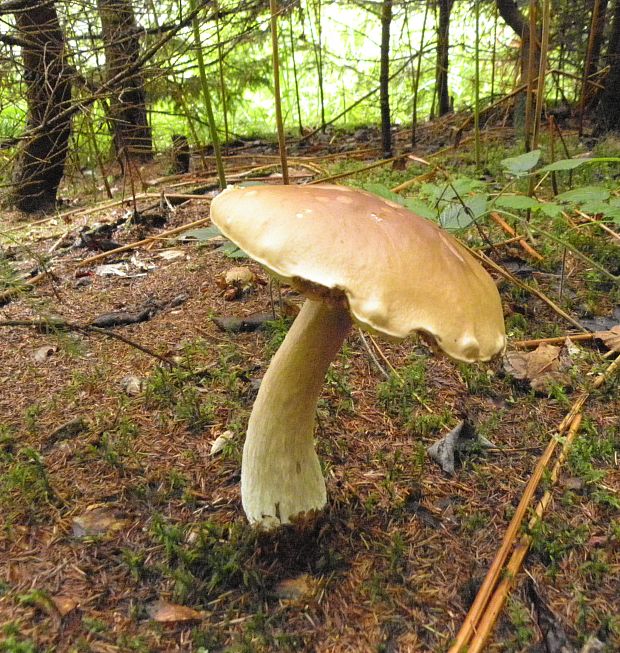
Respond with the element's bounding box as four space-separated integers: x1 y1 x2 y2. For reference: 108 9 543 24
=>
273 574 318 600
595 324 620 352
52 595 79 617
33 345 57 363
72 507 128 538
503 343 572 391
146 600 203 623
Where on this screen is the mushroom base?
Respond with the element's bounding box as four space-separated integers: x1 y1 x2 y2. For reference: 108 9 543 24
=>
241 299 353 528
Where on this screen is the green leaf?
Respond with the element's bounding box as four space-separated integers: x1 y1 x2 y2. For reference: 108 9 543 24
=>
537 156 620 173
215 242 249 259
178 226 222 241
494 195 541 210
555 186 610 204
538 203 563 218
580 201 620 221
403 198 437 220
579 201 612 215
420 178 485 202
362 183 406 206
538 158 589 172
500 149 541 175
440 195 487 231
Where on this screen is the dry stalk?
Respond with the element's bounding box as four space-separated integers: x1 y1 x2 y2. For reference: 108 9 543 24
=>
308 153 411 185
449 354 620 652
575 210 620 242
76 214 212 267
489 212 544 260
513 333 596 348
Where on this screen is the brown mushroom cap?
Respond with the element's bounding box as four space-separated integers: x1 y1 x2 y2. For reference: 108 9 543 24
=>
210 184 505 362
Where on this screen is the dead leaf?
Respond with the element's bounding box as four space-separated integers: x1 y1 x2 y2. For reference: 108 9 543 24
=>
427 421 496 475
94 263 129 277
52 595 79 617
72 507 128 538
33 345 57 363
503 343 572 391
120 375 144 396
273 574 317 600
595 324 620 352
146 600 203 623
210 430 234 455
158 249 186 261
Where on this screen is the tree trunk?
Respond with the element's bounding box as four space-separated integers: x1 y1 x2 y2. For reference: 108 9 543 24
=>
495 0 531 83
380 0 393 157
11 1 72 213
595 0 620 132
587 0 609 78
97 0 153 165
435 0 455 117
495 0 540 129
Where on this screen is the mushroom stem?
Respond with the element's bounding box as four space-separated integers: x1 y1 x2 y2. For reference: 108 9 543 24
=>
241 299 353 527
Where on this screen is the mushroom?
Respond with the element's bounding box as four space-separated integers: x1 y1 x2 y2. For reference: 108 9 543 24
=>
210 184 505 528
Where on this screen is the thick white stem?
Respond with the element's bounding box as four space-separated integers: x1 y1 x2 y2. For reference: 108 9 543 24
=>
241 299 352 528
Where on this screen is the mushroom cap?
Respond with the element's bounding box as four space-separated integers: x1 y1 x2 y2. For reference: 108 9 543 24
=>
210 184 506 362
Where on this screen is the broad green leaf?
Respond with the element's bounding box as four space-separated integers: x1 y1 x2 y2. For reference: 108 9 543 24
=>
494 195 541 210
538 203 563 218
420 178 485 202
579 201 620 221
362 183 406 206
448 178 486 196
464 194 488 219
215 241 249 259
579 200 613 215
538 158 589 172
501 149 541 175
420 182 443 200
177 226 222 241
403 198 437 220
555 186 610 204
538 156 620 173
440 195 487 231
361 183 437 219
440 204 472 230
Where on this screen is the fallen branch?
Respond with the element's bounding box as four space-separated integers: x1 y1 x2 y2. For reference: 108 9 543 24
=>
76 214 212 267
575 209 620 242
449 353 620 653
0 319 176 367
513 333 596 348
489 212 544 261
308 152 412 185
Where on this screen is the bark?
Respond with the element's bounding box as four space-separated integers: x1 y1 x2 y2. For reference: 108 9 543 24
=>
379 0 393 157
11 1 72 213
595 0 620 132
495 0 534 83
97 0 153 164
587 0 609 78
436 0 455 117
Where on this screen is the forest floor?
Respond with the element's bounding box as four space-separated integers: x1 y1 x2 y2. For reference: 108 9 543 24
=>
0 118 619 653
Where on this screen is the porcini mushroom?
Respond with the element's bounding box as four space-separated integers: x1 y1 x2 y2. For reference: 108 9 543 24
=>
210 184 505 528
